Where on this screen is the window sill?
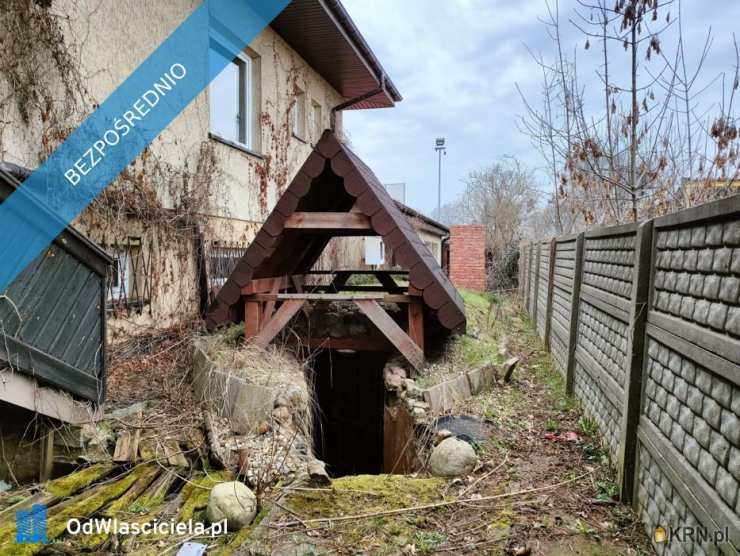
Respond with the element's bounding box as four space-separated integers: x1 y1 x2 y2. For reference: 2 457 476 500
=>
209 132 264 160
292 132 308 144
106 298 149 312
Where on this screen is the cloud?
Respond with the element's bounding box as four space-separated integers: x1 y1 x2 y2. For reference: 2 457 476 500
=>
342 0 740 216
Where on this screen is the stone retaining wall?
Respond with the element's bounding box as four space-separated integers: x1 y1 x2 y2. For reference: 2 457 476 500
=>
521 195 740 555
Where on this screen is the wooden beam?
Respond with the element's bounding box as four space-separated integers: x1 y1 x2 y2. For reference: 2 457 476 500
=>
355 299 425 370
241 275 297 295
252 299 306 349
244 300 262 339
306 270 409 276
291 274 304 293
262 279 282 324
285 336 392 352
375 271 403 294
310 285 393 293
249 293 416 304
329 271 351 290
408 302 424 353
284 212 374 231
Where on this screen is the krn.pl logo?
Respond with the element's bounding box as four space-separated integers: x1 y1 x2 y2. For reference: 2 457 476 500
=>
654 526 667 543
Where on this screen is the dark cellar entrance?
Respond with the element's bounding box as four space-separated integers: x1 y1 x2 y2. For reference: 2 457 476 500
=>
311 349 388 477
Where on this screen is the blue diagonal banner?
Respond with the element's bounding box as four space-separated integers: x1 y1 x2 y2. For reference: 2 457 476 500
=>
0 0 290 292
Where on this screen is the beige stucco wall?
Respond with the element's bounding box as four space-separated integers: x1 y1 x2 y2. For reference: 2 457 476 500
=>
0 1 345 336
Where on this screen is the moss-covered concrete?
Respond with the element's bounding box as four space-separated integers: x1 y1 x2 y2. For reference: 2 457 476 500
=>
281 474 446 551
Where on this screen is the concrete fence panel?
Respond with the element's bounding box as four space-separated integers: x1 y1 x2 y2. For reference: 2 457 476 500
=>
536 240 551 338
527 243 538 318
635 197 740 555
573 223 639 463
519 194 740 555
550 235 579 377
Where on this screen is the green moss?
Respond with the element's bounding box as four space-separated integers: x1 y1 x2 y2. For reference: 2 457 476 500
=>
282 474 445 549
0 467 144 555
45 462 114 498
212 503 271 556
102 465 160 517
177 470 234 522
286 474 444 518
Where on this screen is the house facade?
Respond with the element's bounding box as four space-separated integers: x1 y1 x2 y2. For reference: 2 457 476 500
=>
0 0 400 340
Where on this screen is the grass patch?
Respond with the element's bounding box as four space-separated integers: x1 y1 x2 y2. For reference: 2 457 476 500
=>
419 290 505 387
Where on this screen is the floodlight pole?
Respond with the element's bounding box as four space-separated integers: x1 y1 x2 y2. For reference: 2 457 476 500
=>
435 137 446 219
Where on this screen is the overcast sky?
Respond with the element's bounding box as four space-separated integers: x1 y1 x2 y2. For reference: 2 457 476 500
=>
342 0 740 219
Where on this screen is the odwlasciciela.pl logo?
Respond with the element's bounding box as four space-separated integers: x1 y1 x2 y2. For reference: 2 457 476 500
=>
16 504 47 544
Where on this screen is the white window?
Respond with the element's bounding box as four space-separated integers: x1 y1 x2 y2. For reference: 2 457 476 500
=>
310 100 322 140
210 52 253 148
292 88 306 139
109 247 131 301
364 237 385 266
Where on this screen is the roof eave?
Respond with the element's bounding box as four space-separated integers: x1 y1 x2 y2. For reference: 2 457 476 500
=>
271 0 401 109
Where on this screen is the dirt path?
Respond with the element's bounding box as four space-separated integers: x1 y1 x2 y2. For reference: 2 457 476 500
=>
267 294 652 555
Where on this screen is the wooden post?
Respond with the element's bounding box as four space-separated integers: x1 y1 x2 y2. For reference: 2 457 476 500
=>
544 238 556 351
617 220 653 504
407 302 424 354
564 233 584 396
244 300 262 339
39 428 54 482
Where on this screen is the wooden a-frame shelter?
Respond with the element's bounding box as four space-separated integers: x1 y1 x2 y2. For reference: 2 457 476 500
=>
206 130 465 370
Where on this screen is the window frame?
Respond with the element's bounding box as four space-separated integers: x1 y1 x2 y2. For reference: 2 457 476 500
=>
209 51 256 151
292 87 306 141
310 99 322 141
109 247 131 301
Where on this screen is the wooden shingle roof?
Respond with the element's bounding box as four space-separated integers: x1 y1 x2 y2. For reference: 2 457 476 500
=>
206 130 466 332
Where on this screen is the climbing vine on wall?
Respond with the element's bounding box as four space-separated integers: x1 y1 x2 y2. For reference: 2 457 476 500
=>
0 1 352 325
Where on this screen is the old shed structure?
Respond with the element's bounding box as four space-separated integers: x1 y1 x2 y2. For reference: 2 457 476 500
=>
207 130 465 369
0 163 111 407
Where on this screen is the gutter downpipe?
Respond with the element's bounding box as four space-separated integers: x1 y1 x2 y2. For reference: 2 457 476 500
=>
330 75 387 131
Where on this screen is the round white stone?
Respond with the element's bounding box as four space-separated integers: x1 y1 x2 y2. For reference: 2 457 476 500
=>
206 481 257 531
429 437 478 477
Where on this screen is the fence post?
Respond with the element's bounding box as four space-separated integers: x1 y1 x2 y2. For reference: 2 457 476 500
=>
544 238 556 350
564 232 584 396
617 220 653 503
519 244 527 305
532 243 541 324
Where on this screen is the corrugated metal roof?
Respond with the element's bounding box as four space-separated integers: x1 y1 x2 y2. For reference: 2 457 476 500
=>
206 130 465 332
271 0 401 108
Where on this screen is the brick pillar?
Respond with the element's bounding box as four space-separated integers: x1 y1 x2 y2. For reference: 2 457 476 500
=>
448 225 486 292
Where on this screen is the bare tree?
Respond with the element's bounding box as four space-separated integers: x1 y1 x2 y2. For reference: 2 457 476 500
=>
438 157 539 289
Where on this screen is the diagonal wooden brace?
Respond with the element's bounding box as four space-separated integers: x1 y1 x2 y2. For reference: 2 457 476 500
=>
355 299 424 370
252 299 305 349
